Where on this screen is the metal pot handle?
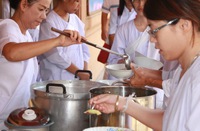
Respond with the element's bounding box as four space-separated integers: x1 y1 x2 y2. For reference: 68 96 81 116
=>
75 70 92 79
46 83 67 94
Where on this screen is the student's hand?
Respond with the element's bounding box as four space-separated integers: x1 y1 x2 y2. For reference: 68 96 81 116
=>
101 30 108 41
89 94 121 114
58 30 82 46
126 64 147 87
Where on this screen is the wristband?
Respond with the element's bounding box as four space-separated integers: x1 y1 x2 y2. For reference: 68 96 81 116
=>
122 92 137 112
122 96 131 112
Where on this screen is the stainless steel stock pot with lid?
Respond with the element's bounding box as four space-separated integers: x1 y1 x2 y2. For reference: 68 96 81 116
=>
31 80 108 131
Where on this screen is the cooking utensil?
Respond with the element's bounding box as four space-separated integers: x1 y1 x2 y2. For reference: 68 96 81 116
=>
123 54 131 70
51 27 131 69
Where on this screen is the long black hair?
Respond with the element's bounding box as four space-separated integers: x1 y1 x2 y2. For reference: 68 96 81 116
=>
118 0 126 16
118 0 134 16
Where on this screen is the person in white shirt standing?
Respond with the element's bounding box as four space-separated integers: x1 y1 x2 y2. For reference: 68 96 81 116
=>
0 0 82 129
101 0 119 44
39 0 90 81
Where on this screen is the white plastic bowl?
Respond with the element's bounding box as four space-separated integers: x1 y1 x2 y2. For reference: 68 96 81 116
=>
134 56 163 70
83 127 133 131
106 64 133 79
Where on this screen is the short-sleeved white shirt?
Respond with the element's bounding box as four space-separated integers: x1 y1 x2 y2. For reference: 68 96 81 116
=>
0 19 38 128
39 11 90 80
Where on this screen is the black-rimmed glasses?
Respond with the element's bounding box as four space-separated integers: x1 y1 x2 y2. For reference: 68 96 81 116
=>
148 18 179 38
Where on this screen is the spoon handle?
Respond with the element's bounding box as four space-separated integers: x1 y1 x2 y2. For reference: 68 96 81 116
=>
91 105 95 110
51 27 124 57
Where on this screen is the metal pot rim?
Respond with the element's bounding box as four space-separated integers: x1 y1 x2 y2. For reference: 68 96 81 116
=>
89 86 157 97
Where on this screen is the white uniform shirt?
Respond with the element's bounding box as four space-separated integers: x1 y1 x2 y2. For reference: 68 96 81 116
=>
117 6 136 28
161 59 179 108
102 0 119 34
39 11 90 80
163 57 200 131
0 19 38 129
107 20 160 64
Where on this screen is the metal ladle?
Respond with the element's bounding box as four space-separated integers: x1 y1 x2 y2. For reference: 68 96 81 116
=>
51 27 131 70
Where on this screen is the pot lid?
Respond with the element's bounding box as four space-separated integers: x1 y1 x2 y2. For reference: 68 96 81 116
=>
7 107 50 126
31 80 108 99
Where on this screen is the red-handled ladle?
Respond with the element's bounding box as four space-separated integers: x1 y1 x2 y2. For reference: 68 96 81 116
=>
51 27 131 70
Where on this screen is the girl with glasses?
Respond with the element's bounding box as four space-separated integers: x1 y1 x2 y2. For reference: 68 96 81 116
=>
89 0 200 130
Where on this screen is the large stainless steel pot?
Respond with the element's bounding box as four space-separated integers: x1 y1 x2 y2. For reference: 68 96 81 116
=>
89 86 157 131
31 80 108 131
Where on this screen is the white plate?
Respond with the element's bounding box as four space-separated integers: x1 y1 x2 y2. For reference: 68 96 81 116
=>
83 127 133 131
106 64 133 79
